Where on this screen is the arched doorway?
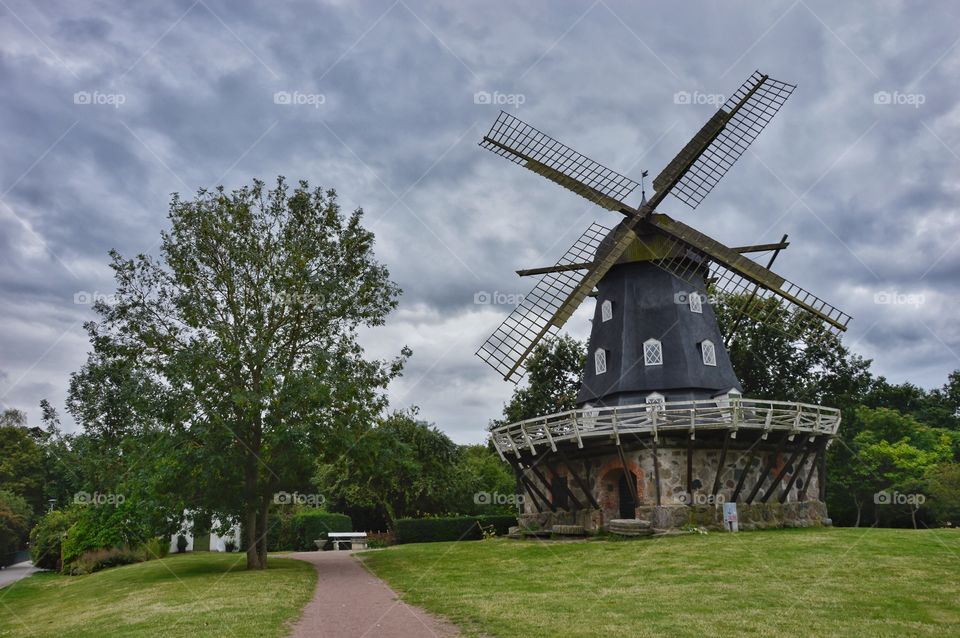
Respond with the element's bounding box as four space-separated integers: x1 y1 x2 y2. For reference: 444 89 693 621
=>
598 466 641 523
617 472 637 519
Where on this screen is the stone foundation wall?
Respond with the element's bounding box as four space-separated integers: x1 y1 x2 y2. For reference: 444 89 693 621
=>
519 500 829 533
519 442 825 530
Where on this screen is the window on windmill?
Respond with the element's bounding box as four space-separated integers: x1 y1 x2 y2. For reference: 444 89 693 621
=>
594 348 607 375
601 299 613 322
689 292 703 314
646 392 665 412
643 338 663 366
714 388 741 409
701 340 717 367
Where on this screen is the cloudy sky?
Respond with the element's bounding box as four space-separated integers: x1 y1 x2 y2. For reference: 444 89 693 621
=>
1 0 958 443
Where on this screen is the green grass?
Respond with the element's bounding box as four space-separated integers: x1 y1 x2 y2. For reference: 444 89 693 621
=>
0 553 316 638
362 528 960 638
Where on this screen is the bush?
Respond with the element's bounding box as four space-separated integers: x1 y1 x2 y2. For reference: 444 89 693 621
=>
176 534 188 553
29 509 79 571
141 536 169 560
287 510 353 551
60 502 153 570
0 490 31 563
70 546 142 575
394 515 516 544
266 508 353 551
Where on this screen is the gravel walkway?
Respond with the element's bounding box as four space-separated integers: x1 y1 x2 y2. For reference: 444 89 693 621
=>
287 551 462 638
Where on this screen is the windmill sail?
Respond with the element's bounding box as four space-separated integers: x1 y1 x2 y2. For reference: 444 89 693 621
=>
653 71 796 209
644 214 851 338
476 222 621 381
480 111 640 212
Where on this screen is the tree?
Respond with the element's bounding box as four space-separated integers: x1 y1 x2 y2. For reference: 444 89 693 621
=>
0 490 31 560
85 177 406 569
0 419 46 515
315 411 462 526
495 335 585 425
925 463 960 525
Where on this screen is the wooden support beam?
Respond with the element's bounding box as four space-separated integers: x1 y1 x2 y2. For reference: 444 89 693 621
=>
686 433 694 496
510 462 546 513
799 438 826 501
556 448 600 509
711 430 732 497
527 461 561 512
545 460 584 510
731 436 763 502
779 439 815 504
761 437 807 504
746 432 789 504
508 458 553 513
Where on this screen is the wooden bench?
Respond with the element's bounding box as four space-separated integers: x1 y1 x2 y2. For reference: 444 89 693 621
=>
316 532 368 551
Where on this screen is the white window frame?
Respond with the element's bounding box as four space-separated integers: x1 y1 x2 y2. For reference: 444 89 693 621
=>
643 338 663 366
701 339 717 367
601 299 613 323
714 388 742 409
645 392 666 413
689 292 703 314
594 348 607 375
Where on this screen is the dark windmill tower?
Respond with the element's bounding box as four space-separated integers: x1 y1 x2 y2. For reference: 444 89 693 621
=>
478 72 852 533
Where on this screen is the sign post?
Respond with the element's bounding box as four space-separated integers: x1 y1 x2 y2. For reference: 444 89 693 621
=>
723 502 739 533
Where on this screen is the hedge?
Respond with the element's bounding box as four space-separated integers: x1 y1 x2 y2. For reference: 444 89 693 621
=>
394 515 517 544
267 510 353 551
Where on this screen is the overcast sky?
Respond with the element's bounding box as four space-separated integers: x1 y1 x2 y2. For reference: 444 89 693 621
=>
1 0 958 443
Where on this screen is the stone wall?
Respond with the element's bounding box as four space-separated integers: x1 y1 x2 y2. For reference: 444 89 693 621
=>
518 442 826 531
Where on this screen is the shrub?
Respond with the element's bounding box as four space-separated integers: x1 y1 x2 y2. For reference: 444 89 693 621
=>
224 540 236 553
71 546 141 575
141 536 169 560
0 490 31 563
176 534 188 553
394 515 516 544
30 509 79 571
287 510 352 551
61 502 153 570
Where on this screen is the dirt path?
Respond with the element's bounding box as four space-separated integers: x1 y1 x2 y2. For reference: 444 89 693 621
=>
287 551 462 638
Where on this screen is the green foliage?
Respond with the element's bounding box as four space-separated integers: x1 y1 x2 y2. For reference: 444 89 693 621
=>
0 490 32 560
925 463 960 524
267 509 353 551
60 502 155 570
29 508 79 570
316 414 516 529
79 177 407 569
176 534 188 553
70 545 143 575
142 536 170 560
0 419 47 516
495 335 585 425
394 515 516 544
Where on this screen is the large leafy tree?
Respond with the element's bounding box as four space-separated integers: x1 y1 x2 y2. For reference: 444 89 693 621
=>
86 177 406 569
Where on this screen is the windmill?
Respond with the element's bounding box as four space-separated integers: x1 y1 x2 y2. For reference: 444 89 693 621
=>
478 72 851 534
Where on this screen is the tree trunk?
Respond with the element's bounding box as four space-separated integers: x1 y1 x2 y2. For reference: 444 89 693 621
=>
244 452 266 570
256 495 270 568
853 496 862 528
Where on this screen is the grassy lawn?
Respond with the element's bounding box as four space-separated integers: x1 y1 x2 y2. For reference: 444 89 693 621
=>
0 553 316 638
362 528 960 638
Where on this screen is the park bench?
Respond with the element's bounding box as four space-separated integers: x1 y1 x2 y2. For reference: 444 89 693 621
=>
316 532 367 551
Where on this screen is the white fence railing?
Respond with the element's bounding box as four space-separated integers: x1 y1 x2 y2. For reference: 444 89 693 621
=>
488 398 840 459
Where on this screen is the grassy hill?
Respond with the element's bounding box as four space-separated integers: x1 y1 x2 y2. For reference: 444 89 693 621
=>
0 553 315 638
362 527 960 637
